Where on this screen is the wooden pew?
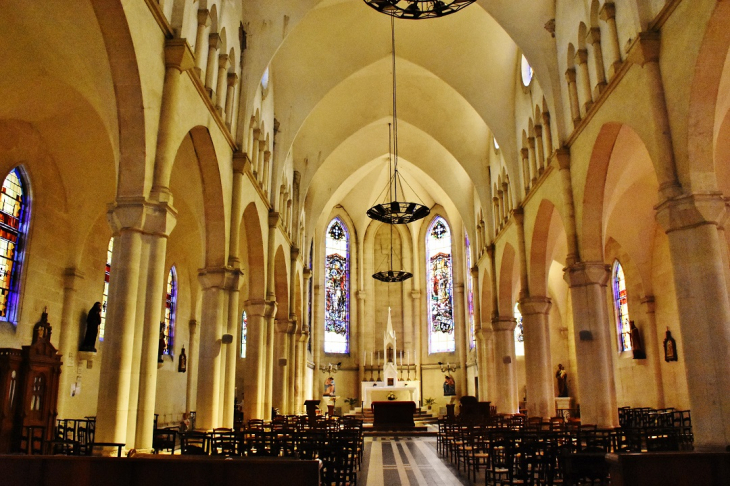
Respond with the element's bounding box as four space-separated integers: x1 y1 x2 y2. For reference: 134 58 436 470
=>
0 455 321 486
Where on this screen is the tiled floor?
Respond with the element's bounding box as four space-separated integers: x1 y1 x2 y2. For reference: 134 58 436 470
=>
360 436 472 486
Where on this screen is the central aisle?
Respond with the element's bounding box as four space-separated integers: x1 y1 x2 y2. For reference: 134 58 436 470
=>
360 437 472 486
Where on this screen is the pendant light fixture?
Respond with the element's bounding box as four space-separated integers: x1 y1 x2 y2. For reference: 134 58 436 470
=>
364 0 476 20
367 17 430 226
373 125 414 283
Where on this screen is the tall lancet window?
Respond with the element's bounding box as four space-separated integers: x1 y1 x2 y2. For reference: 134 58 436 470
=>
163 266 177 355
427 217 455 353
466 233 475 349
0 168 28 322
612 260 632 352
324 218 349 354
100 237 114 340
514 302 525 356
240 310 248 358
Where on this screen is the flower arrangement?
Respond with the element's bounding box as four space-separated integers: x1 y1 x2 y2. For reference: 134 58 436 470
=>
424 397 436 409
387 392 396 401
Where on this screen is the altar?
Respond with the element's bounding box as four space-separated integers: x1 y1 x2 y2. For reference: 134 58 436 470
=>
362 383 420 408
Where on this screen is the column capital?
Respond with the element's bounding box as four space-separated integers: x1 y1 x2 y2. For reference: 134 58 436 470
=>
491 316 516 332
542 110 551 125
519 296 552 316
198 266 244 291
513 207 524 224
232 151 250 174
63 267 84 290
164 38 196 72
357 290 367 301
189 319 198 335
227 72 239 87
521 147 529 159
470 266 479 278
303 267 312 280
410 289 421 299
552 147 571 170
197 8 211 26
587 26 602 44
269 211 281 228
655 192 727 233
574 48 589 65
527 136 536 148
626 31 661 67
534 124 543 137
264 299 278 318
565 68 577 83
563 261 611 288
218 53 229 66
641 295 656 313
143 199 178 237
244 299 267 317
454 283 465 293
208 32 220 48
599 1 616 21
291 247 300 261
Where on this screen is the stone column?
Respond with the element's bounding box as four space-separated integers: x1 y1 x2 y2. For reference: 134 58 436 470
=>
264 212 280 414
411 289 421 373
223 268 244 427
587 27 607 97
225 73 238 129
655 194 730 449
541 111 553 156
243 300 266 421
262 149 272 196
520 148 530 193
492 317 518 414
57 268 84 417
251 129 261 179
205 33 220 98
534 125 545 174
599 2 622 78
96 202 146 446
553 149 579 265
135 200 177 450
152 39 195 197
527 137 538 185
357 290 366 386
215 54 229 115
565 69 581 127
454 283 468 397
575 49 593 114
564 262 619 428
470 267 487 400
193 9 210 79
640 296 664 408
196 268 229 429
492 197 500 234
272 317 291 414
520 297 553 419
626 32 682 200
186 319 198 412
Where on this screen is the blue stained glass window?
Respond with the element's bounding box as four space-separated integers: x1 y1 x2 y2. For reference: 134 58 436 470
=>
100 237 114 340
324 218 349 354
240 310 248 358
612 260 632 352
514 302 524 356
0 168 28 322
427 217 455 353
163 266 177 355
466 234 475 349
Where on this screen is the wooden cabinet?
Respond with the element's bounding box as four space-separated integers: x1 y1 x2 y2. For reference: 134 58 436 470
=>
0 311 62 453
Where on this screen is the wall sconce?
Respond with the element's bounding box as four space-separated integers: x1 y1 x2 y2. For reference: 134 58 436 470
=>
319 362 342 374
438 361 457 373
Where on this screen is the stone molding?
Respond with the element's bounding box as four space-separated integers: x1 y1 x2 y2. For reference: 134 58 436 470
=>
492 316 516 332
198 266 244 291
165 38 196 72
563 261 611 288
519 296 552 316
655 192 728 233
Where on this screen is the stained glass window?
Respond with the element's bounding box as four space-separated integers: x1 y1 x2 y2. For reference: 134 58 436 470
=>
427 217 455 353
612 260 632 352
466 234 475 349
240 310 248 358
324 218 349 354
163 266 177 355
100 237 114 340
0 168 28 322
514 302 525 356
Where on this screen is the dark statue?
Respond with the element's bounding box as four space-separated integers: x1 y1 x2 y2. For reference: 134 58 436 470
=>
630 321 646 359
556 364 568 397
158 321 167 363
443 375 455 396
80 302 102 352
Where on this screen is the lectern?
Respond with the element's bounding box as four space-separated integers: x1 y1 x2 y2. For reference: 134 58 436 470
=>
303 399 320 425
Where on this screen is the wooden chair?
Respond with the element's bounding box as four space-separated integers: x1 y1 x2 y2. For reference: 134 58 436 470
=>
180 431 209 455
153 427 178 454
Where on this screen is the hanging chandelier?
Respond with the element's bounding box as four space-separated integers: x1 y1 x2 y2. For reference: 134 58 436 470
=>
367 18 430 226
372 210 413 282
363 0 476 20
